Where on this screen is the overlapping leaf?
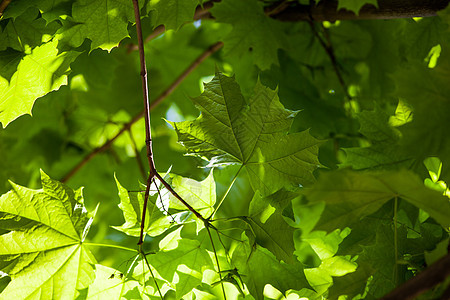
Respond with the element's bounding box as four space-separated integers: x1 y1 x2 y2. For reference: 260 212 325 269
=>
305 169 450 231
210 0 288 69
341 105 413 170
0 8 60 52
0 170 96 299
160 170 216 218
57 0 137 51
0 40 79 127
232 234 310 300
170 72 322 196
149 238 214 299
394 43 450 182
245 190 297 264
112 176 171 237
148 0 199 31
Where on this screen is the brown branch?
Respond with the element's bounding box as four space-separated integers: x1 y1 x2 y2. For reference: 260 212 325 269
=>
132 0 158 245
381 252 450 300
154 172 207 222
61 41 223 183
0 0 12 17
270 0 450 21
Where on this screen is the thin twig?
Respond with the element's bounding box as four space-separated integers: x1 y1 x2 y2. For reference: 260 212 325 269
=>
140 251 164 299
206 225 227 300
128 128 147 181
61 41 223 183
307 19 352 103
132 0 158 246
265 0 291 16
154 172 207 222
153 177 177 223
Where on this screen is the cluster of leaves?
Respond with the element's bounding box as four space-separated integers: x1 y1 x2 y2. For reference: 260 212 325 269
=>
1 0 450 299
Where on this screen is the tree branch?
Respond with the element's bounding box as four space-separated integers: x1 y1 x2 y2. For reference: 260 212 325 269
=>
198 0 449 22
0 0 12 17
381 252 450 300
60 41 223 183
269 0 450 21
132 0 158 245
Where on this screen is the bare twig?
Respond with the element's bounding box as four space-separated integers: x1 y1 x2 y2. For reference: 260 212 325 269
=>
307 19 352 103
0 0 12 17
132 0 158 246
265 0 291 17
61 41 223 183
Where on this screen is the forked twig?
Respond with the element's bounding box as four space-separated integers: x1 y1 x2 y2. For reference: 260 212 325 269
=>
131 0 209 245
61 41 223 183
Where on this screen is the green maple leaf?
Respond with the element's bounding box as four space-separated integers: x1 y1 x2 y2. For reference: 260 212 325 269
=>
1 0 71 22
85 264 159 299
60 0 137 51
0 40 79 128
0 170 97 299
148 0 199 31
0 8 60 52
232 234 310 300
394 44 450 182
0 49 24 81
169 72 322 196
305 169 450 232
245 190 297 264
210 0 288 70
112 176 172 237
149 238 214 299
337 0 378 15
341 105 413 170
161 170 216 218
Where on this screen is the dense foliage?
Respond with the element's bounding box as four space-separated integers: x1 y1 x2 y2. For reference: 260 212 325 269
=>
1 0 450 299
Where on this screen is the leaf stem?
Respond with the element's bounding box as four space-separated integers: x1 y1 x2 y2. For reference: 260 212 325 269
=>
210 165 243 219
139 245 164 299
206 225 227 300
83 242 138 253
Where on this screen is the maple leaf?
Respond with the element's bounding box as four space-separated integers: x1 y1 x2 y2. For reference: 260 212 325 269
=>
169 72 322 196
232 234 310 300
0 40 79 128
210 0 288 70
57 0 138 51
148 0 199 31
341 105 413 171
305 169 450 232
0 170 97 299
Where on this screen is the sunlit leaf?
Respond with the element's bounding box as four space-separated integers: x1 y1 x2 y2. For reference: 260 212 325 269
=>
0 170 96 299
0 40 79 127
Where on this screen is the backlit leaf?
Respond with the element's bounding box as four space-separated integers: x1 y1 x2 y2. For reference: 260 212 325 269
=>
170 72 322 196
0 40 79 127
0 170 96 299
